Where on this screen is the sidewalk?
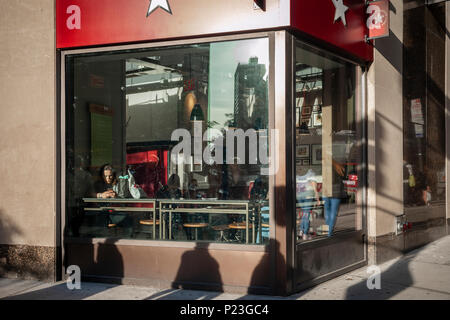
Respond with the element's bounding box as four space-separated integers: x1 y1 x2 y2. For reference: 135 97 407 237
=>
1 235 449 300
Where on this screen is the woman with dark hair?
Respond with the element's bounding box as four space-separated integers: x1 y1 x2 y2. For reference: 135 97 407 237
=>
94 164 130 233
94 164 118 199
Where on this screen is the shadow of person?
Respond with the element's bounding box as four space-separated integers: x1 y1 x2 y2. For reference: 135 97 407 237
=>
146 242 223 300
237 239 298 298
93 238 124 284
345 254 415 300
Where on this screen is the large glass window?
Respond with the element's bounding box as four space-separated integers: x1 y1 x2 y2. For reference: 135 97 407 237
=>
294 42 363 242
65 38 270 244
403 3 446 215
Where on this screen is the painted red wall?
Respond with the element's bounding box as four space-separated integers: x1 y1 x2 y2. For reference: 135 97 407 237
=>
290 0 373 61
57 0 372 61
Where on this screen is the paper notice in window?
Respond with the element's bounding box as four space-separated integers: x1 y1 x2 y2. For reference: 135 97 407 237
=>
414 124 424 138
411 99 424 124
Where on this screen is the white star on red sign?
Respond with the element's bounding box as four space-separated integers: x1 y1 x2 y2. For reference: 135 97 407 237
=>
331 0 349 26
147 0 172 17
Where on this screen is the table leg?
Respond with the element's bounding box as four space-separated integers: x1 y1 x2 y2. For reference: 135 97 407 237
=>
246 212 249 244
153 208 156 240
169 212 172 240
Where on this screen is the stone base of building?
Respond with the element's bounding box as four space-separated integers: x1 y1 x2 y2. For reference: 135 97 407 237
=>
0 244 57 281
372 218 448 265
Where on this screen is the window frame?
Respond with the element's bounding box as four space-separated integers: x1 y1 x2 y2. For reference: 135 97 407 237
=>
291 36 368 247
60 31 276 251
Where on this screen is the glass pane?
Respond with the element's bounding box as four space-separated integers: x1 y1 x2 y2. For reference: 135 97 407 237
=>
294 42 362 242
402 3 446 224
403 2 448 232
65 38 270 245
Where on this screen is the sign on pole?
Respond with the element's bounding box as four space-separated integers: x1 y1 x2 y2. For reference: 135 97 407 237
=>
366 0 390 41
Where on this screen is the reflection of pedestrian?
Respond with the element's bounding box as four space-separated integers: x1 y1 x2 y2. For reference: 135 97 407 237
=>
415 171 430 206
403 161 415 206
323 159 345 237
296 169 320 240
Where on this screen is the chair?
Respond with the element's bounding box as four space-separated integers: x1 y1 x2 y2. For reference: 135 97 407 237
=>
137 218 160 239
209 213 230 242
228 221 253 243
211 225 230 242
183 222 209 240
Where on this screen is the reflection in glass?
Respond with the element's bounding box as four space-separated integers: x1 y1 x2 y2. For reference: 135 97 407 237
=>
65 38 270 244
403 3 446 215
294 42 362 242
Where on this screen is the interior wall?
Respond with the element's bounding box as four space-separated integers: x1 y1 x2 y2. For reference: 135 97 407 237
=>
72 60 126 171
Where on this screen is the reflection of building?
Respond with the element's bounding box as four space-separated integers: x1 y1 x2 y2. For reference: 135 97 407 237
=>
234 57 268 130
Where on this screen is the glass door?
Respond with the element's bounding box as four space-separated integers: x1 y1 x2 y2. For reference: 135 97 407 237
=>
294 40 366 288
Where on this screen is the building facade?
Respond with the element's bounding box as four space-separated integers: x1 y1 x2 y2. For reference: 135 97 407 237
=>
0 0 448 296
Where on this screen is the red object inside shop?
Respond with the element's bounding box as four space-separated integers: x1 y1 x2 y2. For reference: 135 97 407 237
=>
126 149 168 199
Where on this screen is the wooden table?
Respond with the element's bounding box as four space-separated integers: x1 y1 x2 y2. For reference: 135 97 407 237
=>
82 198 158 239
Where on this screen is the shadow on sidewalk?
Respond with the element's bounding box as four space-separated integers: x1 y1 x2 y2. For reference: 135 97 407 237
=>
0 281 119 300
345 240 450 300
344 259 414 300
2 237 124 300
145 242 223 300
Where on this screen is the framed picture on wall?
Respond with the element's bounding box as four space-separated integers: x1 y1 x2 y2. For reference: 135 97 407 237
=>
312 113 322 127
296 144 310 159
311 144 322 165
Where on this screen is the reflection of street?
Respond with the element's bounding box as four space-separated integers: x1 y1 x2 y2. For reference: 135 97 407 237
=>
297 203 357 240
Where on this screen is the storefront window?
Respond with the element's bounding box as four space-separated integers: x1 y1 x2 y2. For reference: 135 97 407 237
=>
294 42 363 242
65 38 270 244
403 3 446 212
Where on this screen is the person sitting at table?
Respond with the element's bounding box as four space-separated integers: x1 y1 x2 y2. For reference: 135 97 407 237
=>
94 164 131 233
156 173 182 199
94 164 118 199
187 178 200 199
250 177 268 201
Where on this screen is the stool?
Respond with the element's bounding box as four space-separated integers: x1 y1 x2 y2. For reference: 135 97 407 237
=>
183 223 208 240
138 219 160 239
106 223 120 237
211 225 230 242
228 222 253 243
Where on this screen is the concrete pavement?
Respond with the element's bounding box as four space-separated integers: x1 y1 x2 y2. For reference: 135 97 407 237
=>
1 235 449 300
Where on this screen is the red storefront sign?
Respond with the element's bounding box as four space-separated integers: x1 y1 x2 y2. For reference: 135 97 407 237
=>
366 0 390 40
290 0 372 61
56 0 373 62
